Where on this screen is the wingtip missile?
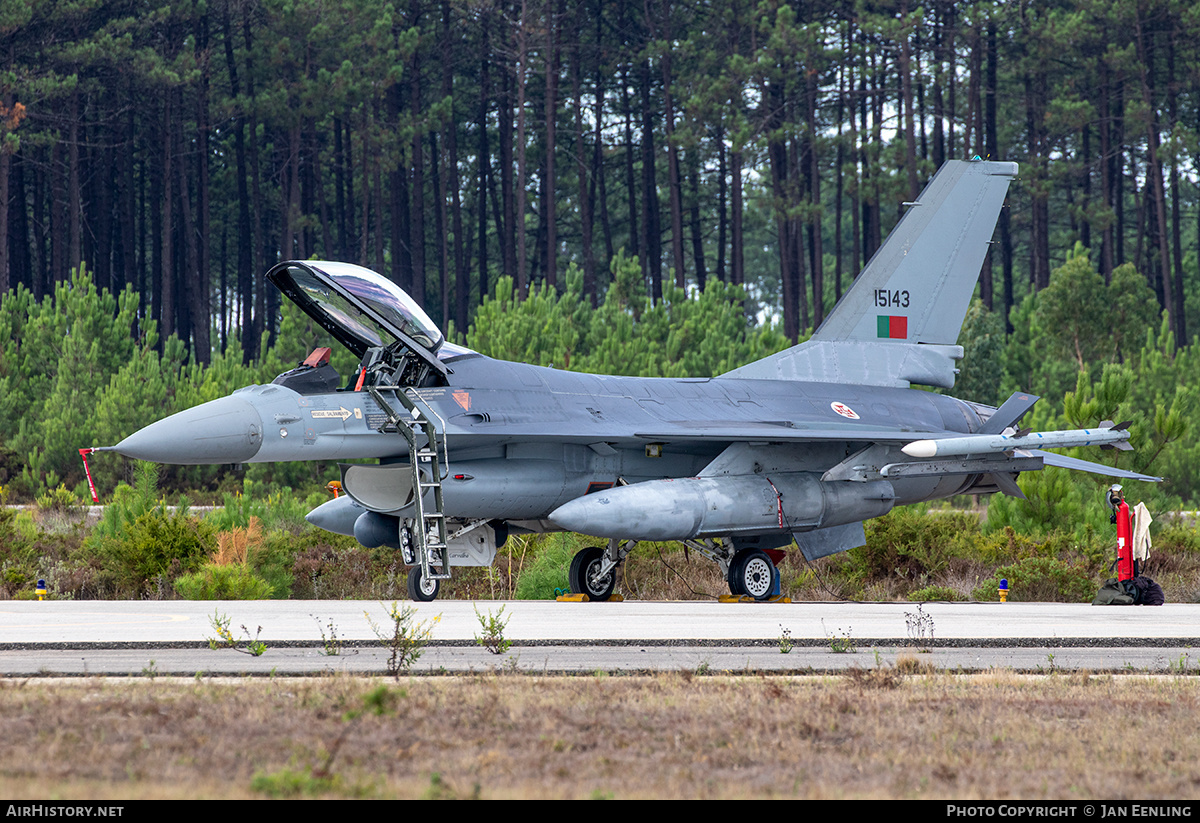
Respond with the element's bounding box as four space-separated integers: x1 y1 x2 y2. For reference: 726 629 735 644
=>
902 424 1133 459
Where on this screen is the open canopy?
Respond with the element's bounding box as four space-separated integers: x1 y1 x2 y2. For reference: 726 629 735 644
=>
267 261 463 371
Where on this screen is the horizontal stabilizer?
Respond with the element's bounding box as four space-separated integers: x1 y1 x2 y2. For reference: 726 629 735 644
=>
977 392 1040 435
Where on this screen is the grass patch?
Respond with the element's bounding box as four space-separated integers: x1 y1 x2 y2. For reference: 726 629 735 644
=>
4 675 1200 799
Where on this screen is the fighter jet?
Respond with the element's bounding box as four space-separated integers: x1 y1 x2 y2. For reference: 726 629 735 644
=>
102 159 1160 602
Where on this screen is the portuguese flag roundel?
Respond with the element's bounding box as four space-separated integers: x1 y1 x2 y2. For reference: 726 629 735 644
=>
877 315 908 339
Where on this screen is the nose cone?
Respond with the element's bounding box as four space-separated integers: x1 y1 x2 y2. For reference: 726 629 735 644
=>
305 494 365 536
114 395 263 464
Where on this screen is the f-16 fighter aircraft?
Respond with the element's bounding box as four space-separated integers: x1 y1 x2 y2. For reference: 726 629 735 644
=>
102 159 1160 602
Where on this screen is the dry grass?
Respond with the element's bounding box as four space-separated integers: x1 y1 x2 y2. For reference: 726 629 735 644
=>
1 673 1198 799
212 517 262 566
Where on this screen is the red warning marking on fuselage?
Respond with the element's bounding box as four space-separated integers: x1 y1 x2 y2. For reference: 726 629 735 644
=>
453 390 471 411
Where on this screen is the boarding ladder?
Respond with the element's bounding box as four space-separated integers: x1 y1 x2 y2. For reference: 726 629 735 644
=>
367 385 451 583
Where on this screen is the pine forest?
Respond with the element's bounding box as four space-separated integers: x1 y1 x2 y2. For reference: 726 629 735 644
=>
2 0 1200 516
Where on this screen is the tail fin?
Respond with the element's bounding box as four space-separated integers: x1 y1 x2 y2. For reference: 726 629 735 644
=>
724 159 1018 388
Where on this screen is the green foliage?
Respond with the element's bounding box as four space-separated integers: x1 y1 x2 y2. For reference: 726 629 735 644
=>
314 616 343 656
365 602 439 676
826 624 856 654
513 534 577 600
906 585 963 602
175 563 275 600
204 480 319 534
35 484 82 513
850 507 981 586
206 610 267 655
1 268 145 494
86 461 214 597
246 531 299 600
91 508 214 597
251 768 337 799
972 557 1096 603
954 299 1007 406
473 605 512 655
89 461 168 542
985 470 1094 538
466 258 789 379
1035 245 1119 367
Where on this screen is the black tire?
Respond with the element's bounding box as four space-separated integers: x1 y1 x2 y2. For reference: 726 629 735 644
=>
733 549 775 601
727 552 747 597
569 546 616 602
406 565 440 602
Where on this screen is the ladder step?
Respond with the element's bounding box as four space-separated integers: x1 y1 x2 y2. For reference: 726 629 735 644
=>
388 385 452 587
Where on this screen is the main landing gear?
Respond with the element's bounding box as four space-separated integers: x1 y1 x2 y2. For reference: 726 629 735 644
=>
726 549 778 601
567 539 781 602
568 539 635 601
569 546 617 601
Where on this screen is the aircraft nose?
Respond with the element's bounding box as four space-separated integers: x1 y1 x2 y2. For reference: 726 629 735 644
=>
113 395 264 464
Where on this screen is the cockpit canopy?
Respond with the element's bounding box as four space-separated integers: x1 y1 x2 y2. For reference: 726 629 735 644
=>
268 261 444 356
267 260 472 390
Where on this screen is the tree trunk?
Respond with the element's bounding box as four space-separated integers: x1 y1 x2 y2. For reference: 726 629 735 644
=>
571 9 596 304
515 0 529 297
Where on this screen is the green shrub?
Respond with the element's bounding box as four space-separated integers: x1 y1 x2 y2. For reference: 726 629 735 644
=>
248 531 299 599
175 563 275 600
514 534 577 600
906 585 964 602
90 461 169 543
35 484 82 512
83 460 213 596
91 510 214 597
972 556 1096 602
849 507 980 585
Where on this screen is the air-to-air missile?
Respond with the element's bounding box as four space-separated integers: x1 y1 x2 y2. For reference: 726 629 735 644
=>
901 422 1133 459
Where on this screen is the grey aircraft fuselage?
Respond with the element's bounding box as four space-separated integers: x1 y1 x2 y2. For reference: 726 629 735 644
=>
105 159 1158 600
274 355 976 512
125 350 978 530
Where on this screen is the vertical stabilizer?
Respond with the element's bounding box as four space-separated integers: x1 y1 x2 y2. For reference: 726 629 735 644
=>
723 159 1018 388
813 159 1018 345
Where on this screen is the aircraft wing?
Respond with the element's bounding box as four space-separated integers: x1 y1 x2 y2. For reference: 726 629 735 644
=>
1033 450 1162 483
632 422 940 443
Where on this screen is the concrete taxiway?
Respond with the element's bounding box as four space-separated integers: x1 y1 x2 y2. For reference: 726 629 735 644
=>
1 600 1197 676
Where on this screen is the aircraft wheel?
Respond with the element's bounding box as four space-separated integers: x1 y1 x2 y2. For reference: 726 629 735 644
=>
727 553 747 597
569 546 616 602
732 549 775 601
406 565 440 602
